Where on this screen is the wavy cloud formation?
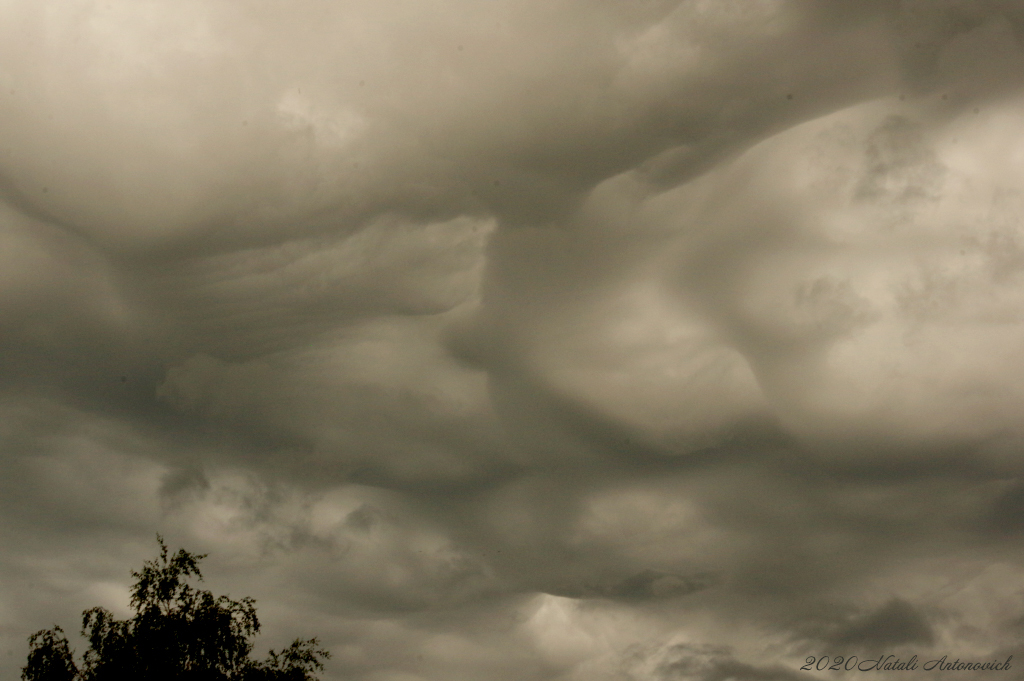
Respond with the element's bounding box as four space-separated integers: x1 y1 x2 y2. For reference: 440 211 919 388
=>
4 2 1024 680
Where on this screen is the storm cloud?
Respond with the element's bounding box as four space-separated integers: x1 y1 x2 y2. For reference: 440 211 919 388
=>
4 1 1024 679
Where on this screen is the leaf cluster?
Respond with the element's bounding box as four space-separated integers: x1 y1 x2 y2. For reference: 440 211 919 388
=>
22 537 330 681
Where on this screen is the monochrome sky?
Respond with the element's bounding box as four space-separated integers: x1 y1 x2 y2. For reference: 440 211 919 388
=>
4 1 1024 679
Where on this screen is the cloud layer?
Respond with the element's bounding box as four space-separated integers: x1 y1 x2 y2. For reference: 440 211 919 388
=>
5 1 1024 680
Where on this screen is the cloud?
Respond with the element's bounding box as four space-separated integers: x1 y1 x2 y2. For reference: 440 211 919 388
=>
0 0 906 257
660 94 1024 459
817 598 936 652
5 1 1024 680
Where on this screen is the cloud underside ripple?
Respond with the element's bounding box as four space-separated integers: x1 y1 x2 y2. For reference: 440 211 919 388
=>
4 2 1024 679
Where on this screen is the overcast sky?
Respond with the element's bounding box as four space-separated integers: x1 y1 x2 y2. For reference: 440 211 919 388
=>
4 1 1024 679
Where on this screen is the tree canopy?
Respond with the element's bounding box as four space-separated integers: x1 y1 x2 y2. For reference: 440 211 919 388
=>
23 537 330 681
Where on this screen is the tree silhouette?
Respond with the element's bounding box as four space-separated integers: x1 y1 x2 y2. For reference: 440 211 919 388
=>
22 537 330 681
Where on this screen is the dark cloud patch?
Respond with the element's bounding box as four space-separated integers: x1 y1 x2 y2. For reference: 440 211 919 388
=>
985 481 1024 535
620 640 819 681
586 569 720 602
824 598 935 652
159 464 211 508
702 660 819 681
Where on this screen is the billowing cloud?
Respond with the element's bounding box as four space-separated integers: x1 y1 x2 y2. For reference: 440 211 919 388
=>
5 1 1024 680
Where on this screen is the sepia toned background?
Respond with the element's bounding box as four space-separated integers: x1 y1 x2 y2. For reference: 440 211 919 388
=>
3 1 1024 679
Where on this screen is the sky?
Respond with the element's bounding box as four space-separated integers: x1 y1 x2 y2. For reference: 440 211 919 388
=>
3 1 1024 679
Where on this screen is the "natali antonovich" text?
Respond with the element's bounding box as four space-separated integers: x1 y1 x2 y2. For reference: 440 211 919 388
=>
799 655 1013 673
